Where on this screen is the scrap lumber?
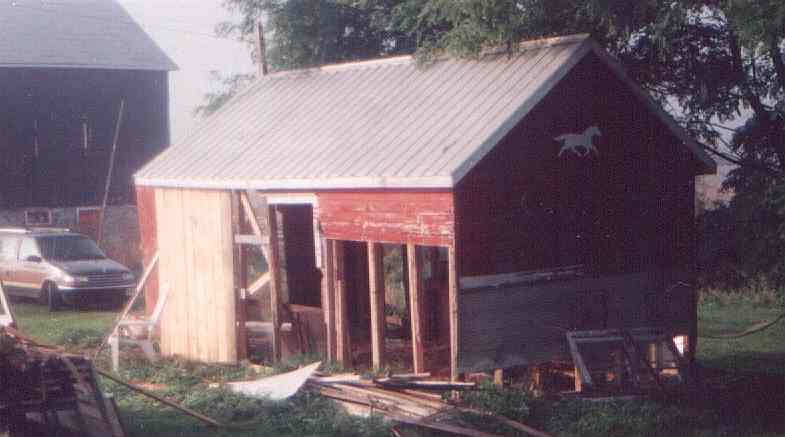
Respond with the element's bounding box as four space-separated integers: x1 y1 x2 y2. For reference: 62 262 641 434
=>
0 329 126 437
373 378 476 391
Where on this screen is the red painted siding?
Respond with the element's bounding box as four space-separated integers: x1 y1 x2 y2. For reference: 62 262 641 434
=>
455 53 698 277
318 191 455 246
135 185 159 315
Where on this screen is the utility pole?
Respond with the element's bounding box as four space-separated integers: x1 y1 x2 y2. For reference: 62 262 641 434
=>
255 18 268 77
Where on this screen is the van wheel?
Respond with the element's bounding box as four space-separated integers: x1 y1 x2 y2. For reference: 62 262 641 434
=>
43 283 62 312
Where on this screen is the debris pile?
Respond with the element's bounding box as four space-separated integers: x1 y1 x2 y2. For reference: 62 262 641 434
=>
0 328 126 437
306 372 552 437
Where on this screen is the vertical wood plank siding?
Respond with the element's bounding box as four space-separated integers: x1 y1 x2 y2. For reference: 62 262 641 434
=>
317 191 455 246
154 188 237 363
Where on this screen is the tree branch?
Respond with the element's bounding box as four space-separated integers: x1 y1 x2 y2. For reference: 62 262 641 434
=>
770 37 785 95
700 142 782 176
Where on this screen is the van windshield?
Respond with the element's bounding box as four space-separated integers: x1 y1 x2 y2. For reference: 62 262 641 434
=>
38 236 106 261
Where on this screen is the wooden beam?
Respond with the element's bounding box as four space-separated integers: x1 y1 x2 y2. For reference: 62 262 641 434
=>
322 239 337 361
368 242 386 370
447 245 460 382
267 205 283 362
407 243 425 374
232 192 248 361
333 240 351 364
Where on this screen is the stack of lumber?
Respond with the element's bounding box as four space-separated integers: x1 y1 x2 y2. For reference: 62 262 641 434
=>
307 373 552 437
0 328 125 437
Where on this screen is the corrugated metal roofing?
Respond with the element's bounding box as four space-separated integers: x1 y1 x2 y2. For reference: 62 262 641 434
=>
0 0 177 71
136 34 714 190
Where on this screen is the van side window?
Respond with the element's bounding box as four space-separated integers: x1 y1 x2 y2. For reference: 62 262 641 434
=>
0 237 20 261
18 238 40 261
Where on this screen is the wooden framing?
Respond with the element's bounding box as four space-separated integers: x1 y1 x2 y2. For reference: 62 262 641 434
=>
447 245 460 382
333 240 351 364
267 205 283 362
322 239 337 361
407 243 425 374
368 242 386 370
231 192 248 360
240 190 283 362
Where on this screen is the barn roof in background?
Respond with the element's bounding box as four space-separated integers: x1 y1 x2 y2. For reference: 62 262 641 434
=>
136 34 714 191
0 0 177 71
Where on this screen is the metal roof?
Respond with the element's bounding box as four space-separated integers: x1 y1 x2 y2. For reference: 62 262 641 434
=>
0 0 177 71
136 34 714 190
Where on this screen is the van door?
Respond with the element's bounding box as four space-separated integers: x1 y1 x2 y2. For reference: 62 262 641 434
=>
0 235 21 295
17 237 46 298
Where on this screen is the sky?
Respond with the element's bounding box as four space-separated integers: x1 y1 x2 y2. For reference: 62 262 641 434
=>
117 0 255 143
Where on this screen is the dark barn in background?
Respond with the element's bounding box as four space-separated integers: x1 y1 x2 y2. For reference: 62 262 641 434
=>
135 34 716 393
0 0 176 268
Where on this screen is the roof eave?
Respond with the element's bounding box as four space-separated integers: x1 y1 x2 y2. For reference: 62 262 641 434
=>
133 175 456 192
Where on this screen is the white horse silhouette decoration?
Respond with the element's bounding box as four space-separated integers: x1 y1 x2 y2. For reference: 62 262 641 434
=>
555 126 601 157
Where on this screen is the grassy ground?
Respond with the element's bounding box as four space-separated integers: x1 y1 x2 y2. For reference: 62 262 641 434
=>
697 295 785 375
13 302 116 349
9 294 785 436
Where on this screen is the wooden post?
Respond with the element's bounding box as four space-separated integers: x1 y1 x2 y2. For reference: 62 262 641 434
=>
267 205 283 362
407 243 425 374
447 245 460 382
97 99 125 247
333 241 350 364
231 192 248 360
368 242 386 370
322 239 337 361
493 369 504 386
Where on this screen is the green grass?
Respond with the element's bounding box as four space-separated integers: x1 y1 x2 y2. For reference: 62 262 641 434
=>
13 302 116 349
697 295 785 375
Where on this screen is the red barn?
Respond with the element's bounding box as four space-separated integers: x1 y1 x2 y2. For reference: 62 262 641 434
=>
134 34 715 386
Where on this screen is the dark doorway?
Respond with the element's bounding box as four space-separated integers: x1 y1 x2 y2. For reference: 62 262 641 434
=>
278 204 320 307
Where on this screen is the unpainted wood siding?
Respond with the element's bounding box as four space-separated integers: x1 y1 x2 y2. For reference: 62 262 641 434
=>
455 53 698 278
135 185 159 315
318 191 455 246
154 187 237 363
458 270 691 372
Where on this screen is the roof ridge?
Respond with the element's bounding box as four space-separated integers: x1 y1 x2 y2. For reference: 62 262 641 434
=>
258 33 591 81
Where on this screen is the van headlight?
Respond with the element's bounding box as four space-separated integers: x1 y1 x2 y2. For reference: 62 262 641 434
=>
61 273 89 283
122 272 134 281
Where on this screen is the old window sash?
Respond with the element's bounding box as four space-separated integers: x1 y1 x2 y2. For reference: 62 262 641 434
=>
566 328 690 393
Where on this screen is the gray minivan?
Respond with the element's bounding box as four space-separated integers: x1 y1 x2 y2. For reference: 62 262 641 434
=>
0 228 135 311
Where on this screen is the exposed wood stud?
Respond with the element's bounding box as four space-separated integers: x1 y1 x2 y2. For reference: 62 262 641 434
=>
407 243 425 374
322 239 337 361
267 204 283 362
447 244 460 382
368 242 386 370
333 241 350 364
231 191 248 360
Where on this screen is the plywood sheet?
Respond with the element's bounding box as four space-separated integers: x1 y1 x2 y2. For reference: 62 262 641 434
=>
154 187 237 363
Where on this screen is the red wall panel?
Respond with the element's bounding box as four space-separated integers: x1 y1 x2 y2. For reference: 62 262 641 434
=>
318 191 455 246
135 185 159 315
